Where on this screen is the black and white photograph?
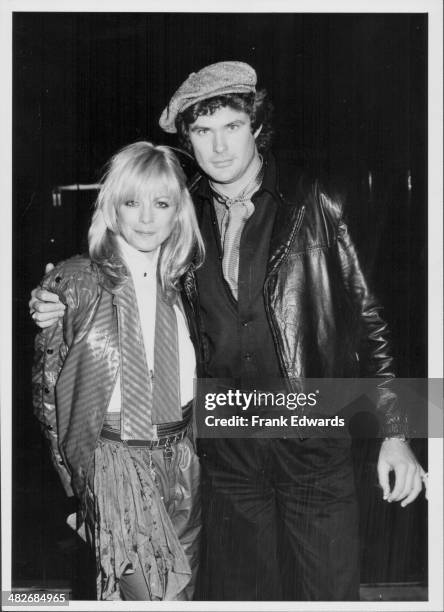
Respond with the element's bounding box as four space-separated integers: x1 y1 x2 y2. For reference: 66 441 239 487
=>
1 1 443 610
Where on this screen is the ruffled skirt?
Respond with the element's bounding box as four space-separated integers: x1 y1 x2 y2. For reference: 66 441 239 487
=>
84 436 196 600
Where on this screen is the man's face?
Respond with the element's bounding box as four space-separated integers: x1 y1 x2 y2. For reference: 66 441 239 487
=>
188 106 261 187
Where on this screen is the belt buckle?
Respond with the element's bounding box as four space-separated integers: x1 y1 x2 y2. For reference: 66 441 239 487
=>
163 436 173 463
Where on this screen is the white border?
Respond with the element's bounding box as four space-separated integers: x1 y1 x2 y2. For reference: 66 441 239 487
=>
1 1 442 611
1 0 13 606
0 0 440 13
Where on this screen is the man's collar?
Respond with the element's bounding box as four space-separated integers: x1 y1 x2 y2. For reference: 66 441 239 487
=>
192 172 212 203
254 151 280 199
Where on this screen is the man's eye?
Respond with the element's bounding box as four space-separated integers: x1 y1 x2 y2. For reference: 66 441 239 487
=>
197 128 209 136
227 124 240 131
124 200 139 207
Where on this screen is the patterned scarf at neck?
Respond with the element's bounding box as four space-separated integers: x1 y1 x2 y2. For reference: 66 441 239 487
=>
209 156 264 300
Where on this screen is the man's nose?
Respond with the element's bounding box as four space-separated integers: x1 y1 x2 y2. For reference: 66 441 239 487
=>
213 131 227 153
139 202 154 224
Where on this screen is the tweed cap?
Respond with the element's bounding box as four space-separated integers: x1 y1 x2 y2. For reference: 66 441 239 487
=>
159 61 257 133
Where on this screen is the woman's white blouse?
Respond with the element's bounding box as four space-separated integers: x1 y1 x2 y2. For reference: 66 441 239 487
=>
107 237 196 413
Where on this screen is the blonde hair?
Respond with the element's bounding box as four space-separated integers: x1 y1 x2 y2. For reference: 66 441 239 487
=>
88 141 204 299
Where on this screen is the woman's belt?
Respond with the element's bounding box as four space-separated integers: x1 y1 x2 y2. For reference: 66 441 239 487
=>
100 425 189 448
101 399 192 447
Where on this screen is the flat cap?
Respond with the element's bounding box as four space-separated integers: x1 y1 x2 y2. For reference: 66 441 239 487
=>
159 61 257 133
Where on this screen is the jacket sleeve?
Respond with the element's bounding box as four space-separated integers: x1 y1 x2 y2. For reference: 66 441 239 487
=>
31 257 94 497
335 218 408 437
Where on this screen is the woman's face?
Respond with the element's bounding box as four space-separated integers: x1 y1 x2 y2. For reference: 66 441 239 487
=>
117 190 177 258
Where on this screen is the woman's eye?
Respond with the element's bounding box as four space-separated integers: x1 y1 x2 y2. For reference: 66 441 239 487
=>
124 200 139 207
156 200 170 208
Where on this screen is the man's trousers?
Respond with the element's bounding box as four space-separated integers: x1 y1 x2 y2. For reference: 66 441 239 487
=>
196 436 360 601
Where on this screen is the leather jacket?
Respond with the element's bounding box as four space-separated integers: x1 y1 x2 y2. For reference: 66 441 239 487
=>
180 153 407 437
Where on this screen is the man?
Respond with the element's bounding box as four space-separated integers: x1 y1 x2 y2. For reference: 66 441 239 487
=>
30 61 424 601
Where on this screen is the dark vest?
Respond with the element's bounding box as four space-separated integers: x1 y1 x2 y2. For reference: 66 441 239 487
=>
195 189 282 384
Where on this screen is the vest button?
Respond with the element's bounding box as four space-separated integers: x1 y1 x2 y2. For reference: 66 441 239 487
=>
242 321 249 327
244 353 252 361
47 348 54 354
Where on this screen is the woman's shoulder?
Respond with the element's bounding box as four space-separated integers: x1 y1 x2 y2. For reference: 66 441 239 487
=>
42 255 102 297
51 254 95 274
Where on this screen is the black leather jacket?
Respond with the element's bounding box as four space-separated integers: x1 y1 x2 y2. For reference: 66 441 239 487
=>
181 153 407 437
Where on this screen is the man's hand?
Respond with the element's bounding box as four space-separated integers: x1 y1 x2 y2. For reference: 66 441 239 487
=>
377 438 426 507
29 263 66 328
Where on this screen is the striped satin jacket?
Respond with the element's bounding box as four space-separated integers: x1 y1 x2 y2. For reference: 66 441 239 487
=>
32 256 167 502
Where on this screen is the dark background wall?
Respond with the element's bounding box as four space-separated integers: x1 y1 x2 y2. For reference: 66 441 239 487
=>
13 12 427 598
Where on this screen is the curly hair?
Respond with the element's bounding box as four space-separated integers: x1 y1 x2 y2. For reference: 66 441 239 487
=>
176 89 274 154
88 141 204 300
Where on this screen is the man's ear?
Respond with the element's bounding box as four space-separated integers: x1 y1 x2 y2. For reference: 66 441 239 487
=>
253 124 263 139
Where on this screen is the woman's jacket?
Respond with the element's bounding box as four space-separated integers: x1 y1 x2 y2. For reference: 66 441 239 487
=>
33 258 129 500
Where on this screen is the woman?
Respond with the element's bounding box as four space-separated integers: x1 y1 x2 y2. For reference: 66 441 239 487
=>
32 142 204 601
